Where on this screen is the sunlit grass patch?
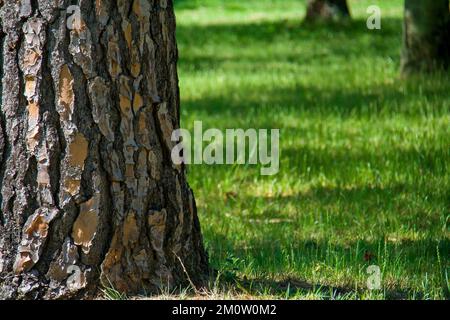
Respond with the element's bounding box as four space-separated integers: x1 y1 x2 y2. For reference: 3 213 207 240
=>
173 0 450 300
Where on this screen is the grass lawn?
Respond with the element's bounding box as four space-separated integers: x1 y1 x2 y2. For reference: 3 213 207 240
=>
171 0 449 299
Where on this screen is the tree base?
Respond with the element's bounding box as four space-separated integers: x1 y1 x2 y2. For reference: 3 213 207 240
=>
305 0 351 23
0 0 209 300
401 0 450 75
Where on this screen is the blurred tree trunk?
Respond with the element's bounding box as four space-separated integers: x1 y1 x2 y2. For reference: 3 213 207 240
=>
0 0 208 299
305 0 351 22
401 0 450 75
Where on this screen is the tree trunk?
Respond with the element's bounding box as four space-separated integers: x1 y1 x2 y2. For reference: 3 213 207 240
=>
0 0 208 299
305 0 351 22
401 0 450 75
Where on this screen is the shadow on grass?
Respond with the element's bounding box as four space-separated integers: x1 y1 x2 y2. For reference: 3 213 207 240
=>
178 18 402 42
281 145 448 177
201 235 449 300
181 80 449 119
175 5 449 300
175 0 232 10
177 18 403 67
233 276 411 300
237 186 447 238
167 273 414 300
177 19 448 117
177 16 447 119
198 182 449 299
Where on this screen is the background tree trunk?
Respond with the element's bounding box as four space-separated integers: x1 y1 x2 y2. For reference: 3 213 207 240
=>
305 0 351 22
401 0 450 75
0 0 208 299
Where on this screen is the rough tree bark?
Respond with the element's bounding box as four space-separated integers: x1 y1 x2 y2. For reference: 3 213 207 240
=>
0 0 208 299
401 0 450 75
305 0 351 22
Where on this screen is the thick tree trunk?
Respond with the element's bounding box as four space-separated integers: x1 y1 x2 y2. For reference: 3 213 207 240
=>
305 0 350 22
401 0 450 75
0 0 208 299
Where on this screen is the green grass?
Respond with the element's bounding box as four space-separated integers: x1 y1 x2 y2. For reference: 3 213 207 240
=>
174 0 449 300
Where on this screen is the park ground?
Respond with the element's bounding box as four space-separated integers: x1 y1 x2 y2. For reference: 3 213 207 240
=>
108 0 449 300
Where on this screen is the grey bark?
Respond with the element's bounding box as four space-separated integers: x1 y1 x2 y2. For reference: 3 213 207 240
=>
305 0 351 22
0 0 208 299
401 0 450 75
